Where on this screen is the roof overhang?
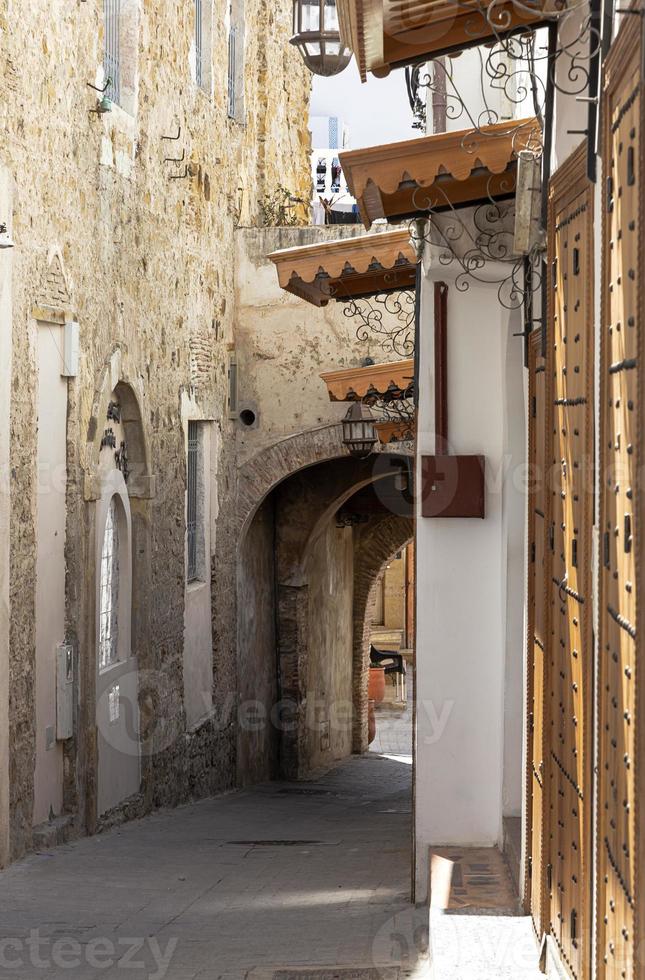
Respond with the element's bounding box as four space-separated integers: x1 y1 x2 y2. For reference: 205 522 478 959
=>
268 229 417 307
320 359 415 401
338 0 552 81
340 117 541 229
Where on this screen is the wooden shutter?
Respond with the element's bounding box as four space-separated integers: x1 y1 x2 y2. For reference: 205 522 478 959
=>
526 329 548 938
596 17 644 979
545 141 594 980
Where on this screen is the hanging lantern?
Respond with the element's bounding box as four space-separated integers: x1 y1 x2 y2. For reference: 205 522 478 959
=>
342 402 378 458
290 0 352 77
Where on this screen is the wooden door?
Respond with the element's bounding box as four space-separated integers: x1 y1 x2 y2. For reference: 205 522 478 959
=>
526 329 548 937
596 18 643 979
545 142 594 980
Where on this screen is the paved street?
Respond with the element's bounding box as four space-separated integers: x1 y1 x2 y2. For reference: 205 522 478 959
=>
0 753 422 980
0 706 541 980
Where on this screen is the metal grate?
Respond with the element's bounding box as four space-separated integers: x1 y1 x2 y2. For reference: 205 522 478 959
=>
195 0 204 89
104 0 121 104
99 498 119 671
187 422 199 582
227 26 237 119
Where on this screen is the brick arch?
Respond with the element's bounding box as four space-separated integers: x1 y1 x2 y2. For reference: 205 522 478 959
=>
352 514 414 753
236 422 413 543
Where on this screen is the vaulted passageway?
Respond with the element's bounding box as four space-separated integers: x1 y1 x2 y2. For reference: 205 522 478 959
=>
236 434 414 788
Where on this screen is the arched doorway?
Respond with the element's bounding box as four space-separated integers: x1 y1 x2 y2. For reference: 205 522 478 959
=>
83 364 153 826
236 425 414 785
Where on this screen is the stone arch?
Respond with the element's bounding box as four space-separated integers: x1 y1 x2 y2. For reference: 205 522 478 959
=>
237 421 413 542
85 349 154 501
80 348 154 833
352 514 414 753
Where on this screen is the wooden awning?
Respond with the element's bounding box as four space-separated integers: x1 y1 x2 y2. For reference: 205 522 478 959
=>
340 118 541 229
320 359 415 402
268 229 417 307
338 0 554 80
375 419 416 444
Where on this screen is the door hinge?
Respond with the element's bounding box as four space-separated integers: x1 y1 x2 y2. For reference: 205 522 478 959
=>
546 863 553 892
528 855 533 879
571 908 578 942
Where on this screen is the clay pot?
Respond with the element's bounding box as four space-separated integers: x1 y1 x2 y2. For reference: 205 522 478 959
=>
368 665 386 703
368 702 377 745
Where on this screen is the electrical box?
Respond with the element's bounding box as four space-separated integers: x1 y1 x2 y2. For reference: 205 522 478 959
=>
62 320 80 377
421 455 486 519
56 643 74 740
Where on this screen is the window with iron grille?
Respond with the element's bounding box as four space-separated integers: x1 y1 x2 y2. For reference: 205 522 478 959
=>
227 26 237 118
99 497 120 671
195 0 204 89
187 422 200 582
104 0 121 105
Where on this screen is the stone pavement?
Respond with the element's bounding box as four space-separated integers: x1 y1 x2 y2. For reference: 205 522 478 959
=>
0 754 423 980
0 706 543 980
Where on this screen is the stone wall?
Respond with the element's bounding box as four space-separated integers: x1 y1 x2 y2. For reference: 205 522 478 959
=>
0 0 310 862
234 226 388 466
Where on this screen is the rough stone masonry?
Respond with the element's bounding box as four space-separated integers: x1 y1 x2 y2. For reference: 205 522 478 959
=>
0 0 311 864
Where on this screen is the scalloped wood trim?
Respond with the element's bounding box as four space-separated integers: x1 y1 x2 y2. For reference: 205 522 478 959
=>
320 358 415 401
340 117 541 202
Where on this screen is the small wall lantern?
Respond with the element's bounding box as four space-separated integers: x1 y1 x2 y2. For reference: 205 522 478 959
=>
290 0 352 76
342 402 378 458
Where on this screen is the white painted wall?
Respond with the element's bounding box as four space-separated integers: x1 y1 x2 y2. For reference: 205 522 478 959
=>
414 252 526 900
0 168 12 867
33 321 67 824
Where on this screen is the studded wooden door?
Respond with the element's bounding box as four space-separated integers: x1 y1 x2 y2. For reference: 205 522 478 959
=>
596 18 643 980
526 329 548 938
545 142 594 980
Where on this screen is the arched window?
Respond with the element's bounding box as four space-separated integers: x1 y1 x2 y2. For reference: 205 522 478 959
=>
99 497 120 671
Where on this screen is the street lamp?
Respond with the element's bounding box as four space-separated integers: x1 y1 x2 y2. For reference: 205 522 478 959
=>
342 402 378 458
290 0 352 77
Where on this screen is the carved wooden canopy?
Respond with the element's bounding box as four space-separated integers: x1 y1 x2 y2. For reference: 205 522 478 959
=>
268 229 417 307
320 358 415 401
338 0 556 80
340 117 541 229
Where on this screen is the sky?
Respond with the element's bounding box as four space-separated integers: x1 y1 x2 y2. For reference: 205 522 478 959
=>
310 61 416 150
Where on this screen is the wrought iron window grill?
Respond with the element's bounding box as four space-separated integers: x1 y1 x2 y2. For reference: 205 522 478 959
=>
228 26 238 118
99 498 120 671
187 422 199 582
195 0 204 89
104 0 121 105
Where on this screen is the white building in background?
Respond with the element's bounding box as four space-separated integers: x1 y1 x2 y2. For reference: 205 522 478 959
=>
309 114 358 224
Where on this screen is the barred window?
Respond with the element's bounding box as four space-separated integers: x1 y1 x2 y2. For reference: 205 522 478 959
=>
104 0 121 104
187 422 199 582
99 498 120 671
195 0 204 89
227 26 237 118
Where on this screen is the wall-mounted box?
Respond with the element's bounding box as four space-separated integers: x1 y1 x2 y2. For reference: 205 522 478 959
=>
56 642 74 740
420 455 486 518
